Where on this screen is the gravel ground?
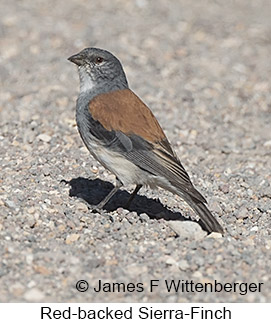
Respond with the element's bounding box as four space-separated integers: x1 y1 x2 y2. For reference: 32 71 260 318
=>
0 0 270 302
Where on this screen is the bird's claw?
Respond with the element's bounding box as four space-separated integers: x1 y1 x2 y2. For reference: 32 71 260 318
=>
88 205 114 223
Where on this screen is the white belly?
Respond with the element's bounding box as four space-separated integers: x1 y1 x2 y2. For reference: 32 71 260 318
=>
84 138 172 190
86 141 140 185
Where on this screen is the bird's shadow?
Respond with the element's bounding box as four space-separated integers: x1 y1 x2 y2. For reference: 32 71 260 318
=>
63 177 189 222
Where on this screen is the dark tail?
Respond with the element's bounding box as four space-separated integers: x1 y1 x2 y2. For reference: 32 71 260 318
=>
159 181 224 233
190 200 224 234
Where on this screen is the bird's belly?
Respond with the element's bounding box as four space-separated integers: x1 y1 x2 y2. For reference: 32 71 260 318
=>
85 142 142 186
80 133 171 189
94 147 172 190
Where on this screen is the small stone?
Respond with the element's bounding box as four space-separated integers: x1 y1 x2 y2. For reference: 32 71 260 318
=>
26 254 34 265
257 200 271 213
165 256 178 266
219 183 229 194
34 265 51 275
250 226 258 232
104 223 110 229
216 255 223 262
58 224 66 231
28 206 36 214
24 288 45 302
207 232 223 239
208 198 222 214
5 199 17 209
77 202 89 213
27 280 36 288
42 166 51 176
65 233 80 244
26 215 36 228
10 283 24 297
56 96 68 107
235 206 248 219
116 207 125 214
104 258 118 266
263 140 271 147
70 256 80 265
37 133 52 143
192 271 203 278
178 260 190 271
168 221 207 240
243 238 255 246
240 182 249 189
265 240 271 250
139 213 149 222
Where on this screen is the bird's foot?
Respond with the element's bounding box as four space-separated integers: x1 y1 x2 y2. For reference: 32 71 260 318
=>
87 203 114 222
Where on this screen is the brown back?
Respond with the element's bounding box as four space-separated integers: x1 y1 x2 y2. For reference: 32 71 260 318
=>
89 89 166 143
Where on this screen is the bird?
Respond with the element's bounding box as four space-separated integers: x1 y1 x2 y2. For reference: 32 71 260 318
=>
68 47 223 234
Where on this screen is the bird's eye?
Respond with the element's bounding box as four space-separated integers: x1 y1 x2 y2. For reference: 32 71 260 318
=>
94 57 104 64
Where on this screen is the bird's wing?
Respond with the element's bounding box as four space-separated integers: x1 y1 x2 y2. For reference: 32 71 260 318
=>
87 88 206 203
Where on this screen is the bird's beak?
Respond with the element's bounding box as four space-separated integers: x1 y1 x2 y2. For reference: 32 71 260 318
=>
68 53 85 66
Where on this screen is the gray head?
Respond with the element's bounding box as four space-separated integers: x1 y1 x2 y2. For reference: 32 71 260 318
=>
68 48 128 93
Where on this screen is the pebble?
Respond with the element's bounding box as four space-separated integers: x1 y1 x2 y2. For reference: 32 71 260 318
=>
208 198 222 214
65 233 80 244
250 226 258 232
192 271 203 278
4 199 17 209
42 166 51 176
219 183 230 194
10 283 24 297
24 288 45 302
235 206 249 219
168 221 207 240
25 254 34 265
37 134 52 143
34 265 51 275
77 202 89 212
139 213 149 222
263 140 271 147
206 232 223 239
178 259 190 271
165 256 178 266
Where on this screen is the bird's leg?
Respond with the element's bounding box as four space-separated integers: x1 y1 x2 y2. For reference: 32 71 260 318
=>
95 178 123 210
124 184 142 209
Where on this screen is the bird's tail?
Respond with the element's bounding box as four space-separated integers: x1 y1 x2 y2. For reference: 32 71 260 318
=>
158 180 224 233
189 200 224 234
